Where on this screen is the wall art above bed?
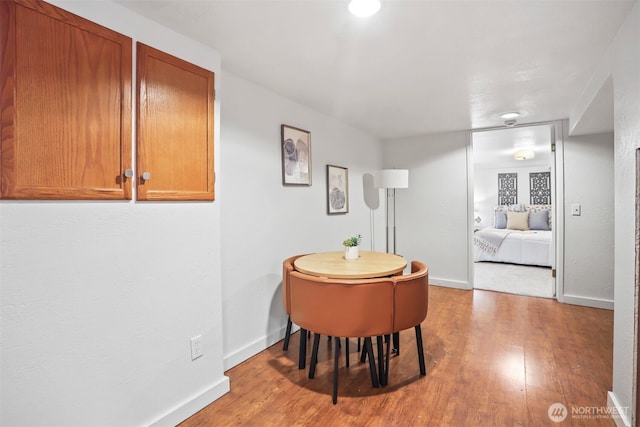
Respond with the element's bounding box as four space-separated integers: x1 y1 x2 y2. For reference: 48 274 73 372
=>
498 173 518 205
530 172 551 204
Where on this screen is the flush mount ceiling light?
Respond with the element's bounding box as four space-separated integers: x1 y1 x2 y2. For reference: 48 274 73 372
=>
349 0 381 17
514 149 535 160
500 111 521 119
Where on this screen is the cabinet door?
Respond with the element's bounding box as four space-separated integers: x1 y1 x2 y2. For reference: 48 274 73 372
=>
136 43 215 201
0 0 133 200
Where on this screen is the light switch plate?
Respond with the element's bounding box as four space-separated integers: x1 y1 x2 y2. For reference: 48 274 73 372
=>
571 204 581 216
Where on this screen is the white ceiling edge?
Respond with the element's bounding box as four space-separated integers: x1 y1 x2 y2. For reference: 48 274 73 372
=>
569 76 614 136
569 44 615 136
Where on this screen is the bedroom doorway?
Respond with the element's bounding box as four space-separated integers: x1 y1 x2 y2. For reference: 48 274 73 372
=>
471 123 557 299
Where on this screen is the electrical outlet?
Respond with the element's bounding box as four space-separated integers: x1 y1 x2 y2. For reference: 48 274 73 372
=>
190 335 203 360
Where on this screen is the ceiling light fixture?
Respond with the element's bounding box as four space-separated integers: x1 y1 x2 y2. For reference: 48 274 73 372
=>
514 149 535 160
500 112 521 120
348 0 381 17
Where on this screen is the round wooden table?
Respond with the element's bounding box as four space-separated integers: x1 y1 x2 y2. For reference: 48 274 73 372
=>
293 250 407 279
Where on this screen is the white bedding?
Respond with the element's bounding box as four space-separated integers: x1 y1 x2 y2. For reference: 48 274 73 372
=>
474 227 553 267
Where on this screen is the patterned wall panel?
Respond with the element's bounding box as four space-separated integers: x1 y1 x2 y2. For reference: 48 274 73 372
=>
530 172 551 204
498 173 518 205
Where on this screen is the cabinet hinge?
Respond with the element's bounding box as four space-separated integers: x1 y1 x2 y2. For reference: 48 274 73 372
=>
551 143 556 152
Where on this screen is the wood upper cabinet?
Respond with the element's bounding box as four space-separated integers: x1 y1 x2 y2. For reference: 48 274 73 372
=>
0 0 133 200
136 43 215 201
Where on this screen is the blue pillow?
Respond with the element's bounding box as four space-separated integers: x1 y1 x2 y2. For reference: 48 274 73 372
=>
529 210 550 230
494 210 507 229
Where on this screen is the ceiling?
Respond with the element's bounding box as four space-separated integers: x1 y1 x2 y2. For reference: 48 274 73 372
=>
115 0 634 140
473 124 553 169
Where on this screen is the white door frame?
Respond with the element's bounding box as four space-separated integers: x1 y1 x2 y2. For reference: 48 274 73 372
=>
467 120 565 298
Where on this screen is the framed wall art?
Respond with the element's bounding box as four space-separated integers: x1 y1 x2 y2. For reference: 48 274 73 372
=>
327 165 348 214
281 124 311 186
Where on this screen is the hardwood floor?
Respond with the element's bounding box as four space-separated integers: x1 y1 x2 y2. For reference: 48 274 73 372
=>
181 286 614 426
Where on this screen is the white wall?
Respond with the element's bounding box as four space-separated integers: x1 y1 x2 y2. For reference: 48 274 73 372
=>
381 131 471 289
610 4 639 424
219 72 384 368
562 132 615 307
568 3 639 424
0 2 228 426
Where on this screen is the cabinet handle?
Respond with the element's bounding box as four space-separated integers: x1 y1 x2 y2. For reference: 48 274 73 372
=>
141 171 151 181
123 169 134 178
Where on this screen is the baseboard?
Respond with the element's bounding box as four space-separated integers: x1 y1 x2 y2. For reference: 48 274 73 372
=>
223 324 298 371
429 277 472 290
561 294 614 310
149 376 230 427
607 391 632 427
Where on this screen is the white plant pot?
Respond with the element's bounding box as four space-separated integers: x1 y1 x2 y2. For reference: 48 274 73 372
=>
344 246 359 260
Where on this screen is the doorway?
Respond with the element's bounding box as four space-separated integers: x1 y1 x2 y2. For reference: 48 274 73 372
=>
470 123 557 298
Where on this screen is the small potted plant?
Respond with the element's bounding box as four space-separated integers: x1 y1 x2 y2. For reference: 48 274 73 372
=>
342 234 362 260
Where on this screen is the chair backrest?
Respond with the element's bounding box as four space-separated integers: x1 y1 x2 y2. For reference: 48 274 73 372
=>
282 254 307 315
289 271 394 338
392 260 429 332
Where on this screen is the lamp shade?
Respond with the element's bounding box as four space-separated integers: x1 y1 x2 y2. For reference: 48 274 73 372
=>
373 169 409 189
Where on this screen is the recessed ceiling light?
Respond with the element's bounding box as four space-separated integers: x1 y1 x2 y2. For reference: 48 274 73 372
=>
349 0 381 17
500 112 520 119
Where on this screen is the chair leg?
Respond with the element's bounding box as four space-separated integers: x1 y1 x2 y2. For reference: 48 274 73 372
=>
384 334 391 386
376 336 386 387
392 331 400 355
283 317 292 351
299 328 307 369
360 343 367 363
345 338 350 368
415 325 426 376
364 337 379 388
309 333 321 379
332 336 340 404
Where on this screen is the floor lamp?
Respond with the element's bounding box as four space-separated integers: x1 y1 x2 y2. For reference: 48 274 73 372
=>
374 169 409 254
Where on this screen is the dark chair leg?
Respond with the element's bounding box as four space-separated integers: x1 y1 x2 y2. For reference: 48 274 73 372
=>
376 336 386 387
309 333 321 379
364 337 379 388
384 334 391 385
332 336 340 404
283 317 292 351
357 337 361 352
345 338 350 368
299 328 307 369
392 331 400 354
415 325 426 375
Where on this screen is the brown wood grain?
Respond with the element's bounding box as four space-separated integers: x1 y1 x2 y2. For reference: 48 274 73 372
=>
1 0 132 200
136 42 215 201
181 286 615 426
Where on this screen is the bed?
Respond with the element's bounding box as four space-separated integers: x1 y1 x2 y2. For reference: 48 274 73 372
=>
473 204 553 267
474 228 553 267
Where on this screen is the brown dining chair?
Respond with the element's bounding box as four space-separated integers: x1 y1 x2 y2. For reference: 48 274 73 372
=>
282 254 306 352
387 260 429 382
289 270 394 404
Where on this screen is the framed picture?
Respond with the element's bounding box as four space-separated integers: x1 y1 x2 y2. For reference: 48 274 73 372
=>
327 165 348 214
281 124 311 185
